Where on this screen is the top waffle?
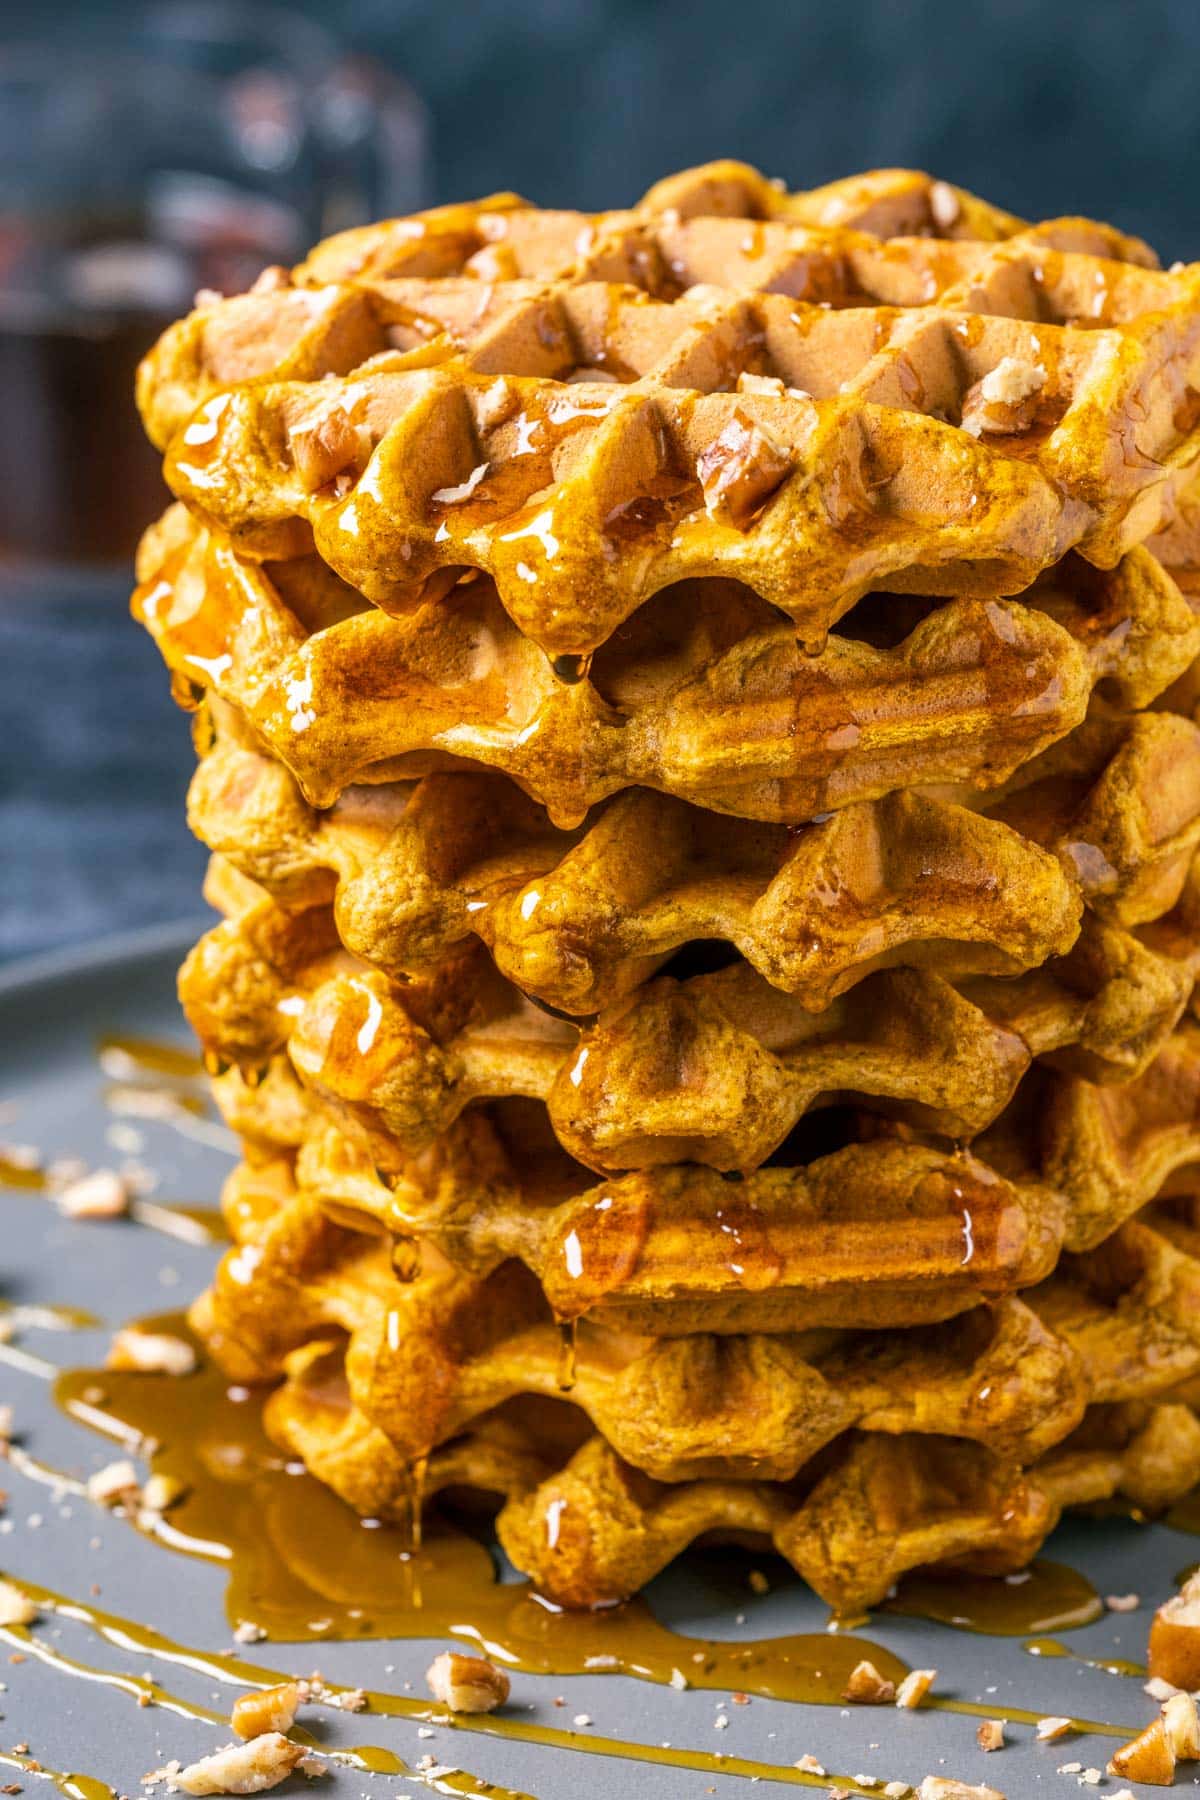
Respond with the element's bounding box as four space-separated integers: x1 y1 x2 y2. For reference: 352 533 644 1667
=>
137 162 1200 660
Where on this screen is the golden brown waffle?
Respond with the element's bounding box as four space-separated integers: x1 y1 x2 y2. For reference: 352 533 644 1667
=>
152 275 1200 659
136 510 1200 827
212 1077 1066 1335
189 732 1200 1029
181 892 1041 1156
138 160 1158 449
975 1022 1200 1249
189 750 1081 1016
261 1357 1200 1610
975 708 1200 927
492 1402 1200 1610
138 158 1200 649
192 1157 1200 1609
206 995 1200 1331
182 876 1198 1178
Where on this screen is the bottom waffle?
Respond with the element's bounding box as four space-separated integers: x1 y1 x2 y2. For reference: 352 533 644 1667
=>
190 1151 1200 1610
266 1341 1200 1613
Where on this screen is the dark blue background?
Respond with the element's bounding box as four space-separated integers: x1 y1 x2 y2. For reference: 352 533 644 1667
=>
4 0 1200 962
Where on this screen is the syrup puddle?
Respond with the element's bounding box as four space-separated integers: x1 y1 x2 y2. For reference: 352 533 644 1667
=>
30 1316 1144 1749
884 1562 1103 1635
52 1316 904 1699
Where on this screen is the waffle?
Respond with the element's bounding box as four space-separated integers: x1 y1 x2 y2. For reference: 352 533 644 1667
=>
140 159 1200 650
198 1161 1200 1472
136 509 1200 828
495 1401 1200 1610
192 1157 1200 1610
209 1077 1067 1336
261 1355 1200 1611
189 733 1200 1029
138 161 1159 449
976 1023 1200 1248
181 875 1199 1175
975 708 1200 927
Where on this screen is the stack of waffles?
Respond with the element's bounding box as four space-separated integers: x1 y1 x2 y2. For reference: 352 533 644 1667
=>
132 160 1200 1613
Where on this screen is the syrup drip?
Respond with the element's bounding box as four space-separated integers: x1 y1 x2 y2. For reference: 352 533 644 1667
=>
391 1233 422 1282
549 652 593 686
192 701 217 758
168 669 206 712
555 1317 578 1393
401 1452 430 1555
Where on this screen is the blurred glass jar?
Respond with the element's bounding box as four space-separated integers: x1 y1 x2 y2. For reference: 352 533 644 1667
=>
0 4 428 568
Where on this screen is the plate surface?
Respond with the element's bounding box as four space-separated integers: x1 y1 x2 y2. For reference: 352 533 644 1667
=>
0 925 1190 1798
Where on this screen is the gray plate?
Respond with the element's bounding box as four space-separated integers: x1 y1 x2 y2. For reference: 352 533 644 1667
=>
0 925 1190 1798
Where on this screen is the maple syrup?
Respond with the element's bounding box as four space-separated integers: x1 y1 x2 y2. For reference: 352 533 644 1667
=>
549 653 592 686
0 1150 47 1191
0 1582 916 1797
96 1034 205 1083
885 1562 1103 1635
1024 1636 1145 1679
0 1747 113 1800
53 1316 903 1703
391 1234 423 1282
554 1317 578 1393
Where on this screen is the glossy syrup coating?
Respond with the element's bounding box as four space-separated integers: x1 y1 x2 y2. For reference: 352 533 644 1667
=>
127 161 1200 1615
136 159 1200 662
